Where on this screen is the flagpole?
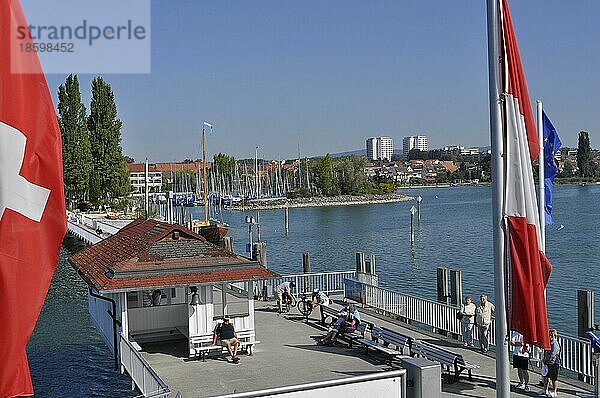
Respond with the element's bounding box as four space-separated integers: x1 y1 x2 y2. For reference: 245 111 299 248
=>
537 100 546 252
487 0 510 397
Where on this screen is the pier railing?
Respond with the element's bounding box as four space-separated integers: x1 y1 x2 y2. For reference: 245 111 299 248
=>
120 334 170 398
272 271 356 296
345 278 595 383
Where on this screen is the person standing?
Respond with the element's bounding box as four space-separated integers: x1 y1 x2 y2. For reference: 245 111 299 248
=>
539 329 561 397
475 295 495 352
460 296 476 347
510 330 530 391
275 280 296 313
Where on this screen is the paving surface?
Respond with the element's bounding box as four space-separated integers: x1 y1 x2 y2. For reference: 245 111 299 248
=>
140 301 593 398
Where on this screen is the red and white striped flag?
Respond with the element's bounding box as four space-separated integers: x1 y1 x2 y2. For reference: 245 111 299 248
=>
500 0 552 350
1 0 67 395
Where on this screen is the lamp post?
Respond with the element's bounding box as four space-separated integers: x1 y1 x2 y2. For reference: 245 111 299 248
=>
245 215 257 258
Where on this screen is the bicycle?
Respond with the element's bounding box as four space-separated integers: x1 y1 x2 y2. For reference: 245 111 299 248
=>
282 292 297 313
297 295 314 319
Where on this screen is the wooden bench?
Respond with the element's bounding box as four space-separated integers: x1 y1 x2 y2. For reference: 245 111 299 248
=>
357 326 407 364
189 329 260 361
410 340 479 382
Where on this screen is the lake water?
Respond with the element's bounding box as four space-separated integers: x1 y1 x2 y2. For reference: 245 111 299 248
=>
28 184 599 396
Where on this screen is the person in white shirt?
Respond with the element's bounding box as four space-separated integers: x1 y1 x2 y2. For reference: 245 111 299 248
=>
459 296 476 347
510 330 530 391
475 295 495 352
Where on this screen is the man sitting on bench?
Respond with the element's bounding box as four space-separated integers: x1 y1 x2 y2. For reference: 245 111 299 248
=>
213 315 241 363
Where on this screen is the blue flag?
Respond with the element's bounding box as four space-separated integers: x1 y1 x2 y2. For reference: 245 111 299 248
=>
542 110 562 224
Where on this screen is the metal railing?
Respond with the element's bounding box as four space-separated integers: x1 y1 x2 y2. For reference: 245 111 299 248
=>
120 334 170 398
271 270 356 296
346 278 595 384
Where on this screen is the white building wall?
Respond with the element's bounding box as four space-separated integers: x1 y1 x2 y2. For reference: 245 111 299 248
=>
403 135 428 157
366 137 393 161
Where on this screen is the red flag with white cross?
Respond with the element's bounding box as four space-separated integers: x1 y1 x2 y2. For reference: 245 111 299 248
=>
0 0 67 396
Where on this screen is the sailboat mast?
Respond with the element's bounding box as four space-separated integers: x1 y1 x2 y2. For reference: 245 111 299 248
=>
202 126 208 222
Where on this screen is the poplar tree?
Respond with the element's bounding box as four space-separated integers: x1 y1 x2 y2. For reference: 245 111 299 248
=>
58 74 92 206
88 77 130 200
577 130 591 177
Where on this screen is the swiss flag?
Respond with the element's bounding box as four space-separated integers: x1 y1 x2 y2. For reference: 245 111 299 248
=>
499 0 552 350
0 0 67 396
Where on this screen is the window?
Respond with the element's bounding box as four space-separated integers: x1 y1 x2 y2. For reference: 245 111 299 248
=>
212 283 249 319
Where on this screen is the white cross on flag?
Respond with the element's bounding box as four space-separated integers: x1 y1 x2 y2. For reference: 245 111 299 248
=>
1 0 67 396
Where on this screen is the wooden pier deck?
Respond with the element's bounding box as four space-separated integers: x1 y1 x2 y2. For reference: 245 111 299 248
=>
139 301 592 398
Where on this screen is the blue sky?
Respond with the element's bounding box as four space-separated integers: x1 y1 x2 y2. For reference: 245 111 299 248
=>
25 0 600 163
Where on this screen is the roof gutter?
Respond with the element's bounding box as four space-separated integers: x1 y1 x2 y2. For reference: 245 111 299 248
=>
89 287 121 371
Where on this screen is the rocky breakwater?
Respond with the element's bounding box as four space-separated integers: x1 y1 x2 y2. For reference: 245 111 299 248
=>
232 193 413 211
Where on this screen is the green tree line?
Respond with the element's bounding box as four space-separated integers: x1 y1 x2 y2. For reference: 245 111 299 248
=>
59 75 130 208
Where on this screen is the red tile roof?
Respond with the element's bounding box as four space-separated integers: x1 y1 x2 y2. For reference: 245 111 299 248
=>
127 162 212 173
69 218 278 292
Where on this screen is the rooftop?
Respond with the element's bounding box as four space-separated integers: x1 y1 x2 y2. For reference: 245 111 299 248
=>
139 300 591 398
69 218 277 293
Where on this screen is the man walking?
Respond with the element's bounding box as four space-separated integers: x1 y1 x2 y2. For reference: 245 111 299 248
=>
475 295 495 353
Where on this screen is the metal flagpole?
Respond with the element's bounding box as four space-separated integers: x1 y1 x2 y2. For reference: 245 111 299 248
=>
486 0 510 396
537 100 546 252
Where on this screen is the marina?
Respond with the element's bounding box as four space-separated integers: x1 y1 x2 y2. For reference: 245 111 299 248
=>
57 183 600 397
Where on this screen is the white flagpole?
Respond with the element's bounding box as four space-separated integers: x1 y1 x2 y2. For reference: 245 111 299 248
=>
537 100 546 252
487 0 510 397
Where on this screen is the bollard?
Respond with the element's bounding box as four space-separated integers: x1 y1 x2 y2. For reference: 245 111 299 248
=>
410 209 415 245
255 242 268 300
284 207 289 234
302 252 311 274
255 242 267 268
436 267 449 304
356 252 366 274
369 254 376 275
578 289 595 338
223 236 233 252
257 211 261 242
578 289 595 382
450 269 463 307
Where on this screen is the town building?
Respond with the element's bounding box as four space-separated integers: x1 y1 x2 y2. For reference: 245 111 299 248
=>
127 162 209 194
402 135 428 157
68 218 278 361
366 137 393 161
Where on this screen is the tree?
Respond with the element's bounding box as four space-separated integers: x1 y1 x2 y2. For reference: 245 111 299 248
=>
313 154 338 196
88 77 130 200
336 155 370 194
577 131 592 177
58 74 92 206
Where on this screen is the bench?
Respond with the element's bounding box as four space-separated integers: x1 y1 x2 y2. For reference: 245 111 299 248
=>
189 329 260 361
320 305 339 326
318 305 368 347
357 326 407 364
410 340 479 382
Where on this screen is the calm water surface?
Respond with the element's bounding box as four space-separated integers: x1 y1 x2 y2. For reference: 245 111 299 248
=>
29 184 599 396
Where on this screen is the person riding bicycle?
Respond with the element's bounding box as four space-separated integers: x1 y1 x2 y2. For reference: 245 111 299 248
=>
275 280 296 313
311 288 330 308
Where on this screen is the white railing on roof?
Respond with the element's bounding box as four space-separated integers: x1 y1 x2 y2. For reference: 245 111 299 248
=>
120 334 170 398
272 270 356 296
345 278 595 384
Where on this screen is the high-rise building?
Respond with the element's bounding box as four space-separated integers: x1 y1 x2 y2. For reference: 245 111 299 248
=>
366 137 393 161
402 135 428 157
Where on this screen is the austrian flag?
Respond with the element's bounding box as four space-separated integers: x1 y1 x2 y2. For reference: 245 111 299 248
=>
1 0 67 396
499 0 552 349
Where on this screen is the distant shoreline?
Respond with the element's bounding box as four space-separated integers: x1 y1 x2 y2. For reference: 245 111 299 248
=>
230 194 413 211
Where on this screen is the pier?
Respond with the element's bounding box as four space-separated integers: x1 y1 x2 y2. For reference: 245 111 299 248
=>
139 298 591 397
65 213 598 397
